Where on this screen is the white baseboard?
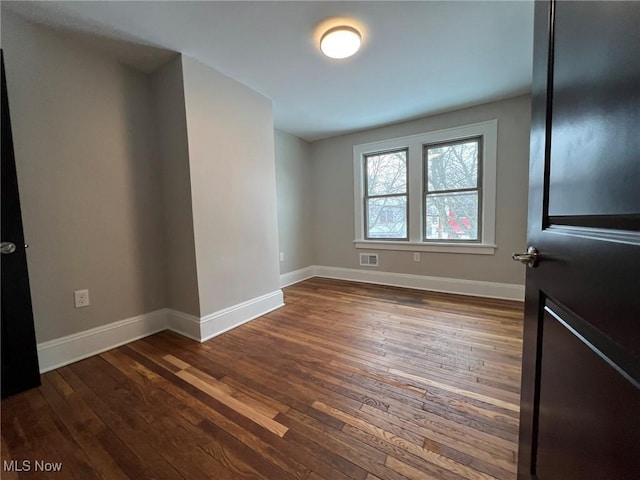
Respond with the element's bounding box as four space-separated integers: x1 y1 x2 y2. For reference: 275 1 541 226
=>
315 265 524 301
280 266 316 288
37 289 285 373
282 265 524 301
37 309 168 373
166 309 201 342
37 266 520 374
199 290 284 342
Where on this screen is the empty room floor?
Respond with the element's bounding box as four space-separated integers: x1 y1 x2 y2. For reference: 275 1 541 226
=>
1 278 524 480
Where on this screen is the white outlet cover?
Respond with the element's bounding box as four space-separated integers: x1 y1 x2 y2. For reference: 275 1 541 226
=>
74 289 90 308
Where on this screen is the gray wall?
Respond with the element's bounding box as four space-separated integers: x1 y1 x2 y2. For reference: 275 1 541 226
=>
2 12 167 342
2 13 284 344
274 130 314 274
151 56 200 317
3 9 530 348
311 95 531 285
181 56 282 316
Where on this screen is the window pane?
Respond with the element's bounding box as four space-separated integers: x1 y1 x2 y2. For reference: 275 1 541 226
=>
427 140 479 192
425 191 478 240
366 150 407 196
367 196 407 239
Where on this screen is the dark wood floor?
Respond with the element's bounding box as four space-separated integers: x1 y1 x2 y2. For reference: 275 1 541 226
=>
1 278 524 480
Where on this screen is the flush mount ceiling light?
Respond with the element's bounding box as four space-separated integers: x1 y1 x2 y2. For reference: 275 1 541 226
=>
320 26 362 59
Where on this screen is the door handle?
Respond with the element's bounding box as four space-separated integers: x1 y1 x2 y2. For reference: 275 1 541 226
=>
512 246 539 267
1 242 17 254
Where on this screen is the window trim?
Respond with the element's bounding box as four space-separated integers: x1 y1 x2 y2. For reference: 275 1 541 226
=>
353 120 497 254
363 148 409 241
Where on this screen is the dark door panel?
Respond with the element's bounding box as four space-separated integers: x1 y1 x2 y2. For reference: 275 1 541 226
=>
548 1 640 218
536 306 640 480
533 233 639 355
1 50 41 398
518 1 640 479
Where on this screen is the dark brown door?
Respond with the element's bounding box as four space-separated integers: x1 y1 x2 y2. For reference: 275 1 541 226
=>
517 2 640 479
1 50 41 398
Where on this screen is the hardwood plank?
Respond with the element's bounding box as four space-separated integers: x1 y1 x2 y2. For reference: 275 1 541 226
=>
1 278 523 479
196 418 304 480
283 429 369 480
39 374 130 480
163 353 191 370
277 409 413 480
358 404 516 474
119 347 314 480
314 401 499 480
175 368 289 437
220 375 292 414
386 455 446 480
184 366 282 419
66 358 203 480
388 368 519 412
0 427 24 480
123 344 354 480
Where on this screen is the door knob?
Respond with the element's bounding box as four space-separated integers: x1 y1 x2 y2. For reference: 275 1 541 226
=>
1 242 17 255
512 246 539 267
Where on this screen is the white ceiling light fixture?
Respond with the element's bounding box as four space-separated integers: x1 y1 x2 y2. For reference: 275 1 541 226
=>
320 25 362 59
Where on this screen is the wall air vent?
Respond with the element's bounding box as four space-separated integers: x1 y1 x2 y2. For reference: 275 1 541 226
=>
359 253 379 267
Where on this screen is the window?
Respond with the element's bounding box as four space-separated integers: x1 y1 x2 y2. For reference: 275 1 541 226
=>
364 149 408 240
425 138 482 242
353 120 497 254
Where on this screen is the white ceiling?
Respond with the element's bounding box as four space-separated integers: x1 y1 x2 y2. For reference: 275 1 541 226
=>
3 1 534 141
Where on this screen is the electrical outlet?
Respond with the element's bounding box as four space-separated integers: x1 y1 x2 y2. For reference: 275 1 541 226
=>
279 252 285 262
413 252 421 262
74 289 90 308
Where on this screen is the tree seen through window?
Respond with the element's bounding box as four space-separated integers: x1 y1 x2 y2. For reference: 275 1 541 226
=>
425 138 481 241
365 149 408 239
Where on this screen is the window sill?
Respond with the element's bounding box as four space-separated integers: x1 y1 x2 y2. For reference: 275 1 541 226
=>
354 240 496 255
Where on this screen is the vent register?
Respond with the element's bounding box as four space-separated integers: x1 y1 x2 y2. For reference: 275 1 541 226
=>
359 253 379 267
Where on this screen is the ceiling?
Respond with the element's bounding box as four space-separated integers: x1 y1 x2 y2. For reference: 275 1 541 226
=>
3 1 535 141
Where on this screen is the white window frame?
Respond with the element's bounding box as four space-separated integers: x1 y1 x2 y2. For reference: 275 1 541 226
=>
363 148 409 241
353 120 497 255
